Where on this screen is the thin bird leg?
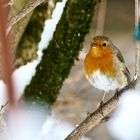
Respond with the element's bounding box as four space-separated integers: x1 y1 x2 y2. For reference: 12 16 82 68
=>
99 92 106 115
115 89 119 99
100 91 106 106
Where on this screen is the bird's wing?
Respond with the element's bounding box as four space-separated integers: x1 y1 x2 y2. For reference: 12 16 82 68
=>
116 50 125 63
122 67 131 83
112 45 131 83
111 45 125 63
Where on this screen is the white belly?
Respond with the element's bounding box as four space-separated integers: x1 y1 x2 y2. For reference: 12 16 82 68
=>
87 71 124 92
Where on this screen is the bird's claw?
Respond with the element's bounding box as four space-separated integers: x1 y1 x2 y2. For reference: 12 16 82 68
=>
87 111 92 117
99 101 104 116
115 89 119 100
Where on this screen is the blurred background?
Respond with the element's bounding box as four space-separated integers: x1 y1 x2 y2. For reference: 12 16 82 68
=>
52 0 135 139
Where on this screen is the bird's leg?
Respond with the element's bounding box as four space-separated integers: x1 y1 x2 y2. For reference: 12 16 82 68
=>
99 92 106 115
115 89 119 99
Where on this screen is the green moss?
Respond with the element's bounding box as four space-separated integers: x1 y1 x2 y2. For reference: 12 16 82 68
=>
23 0 97 107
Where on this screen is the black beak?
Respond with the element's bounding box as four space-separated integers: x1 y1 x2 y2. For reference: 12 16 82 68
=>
90 43 95 47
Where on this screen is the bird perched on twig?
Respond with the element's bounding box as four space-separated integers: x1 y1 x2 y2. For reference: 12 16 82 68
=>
84 36 131 107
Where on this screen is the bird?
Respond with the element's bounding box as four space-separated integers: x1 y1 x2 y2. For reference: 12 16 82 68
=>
83 36 131 108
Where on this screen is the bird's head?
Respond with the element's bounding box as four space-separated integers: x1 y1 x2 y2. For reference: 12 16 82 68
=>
89 36 114 58
84 36 117 77
90 36 112 48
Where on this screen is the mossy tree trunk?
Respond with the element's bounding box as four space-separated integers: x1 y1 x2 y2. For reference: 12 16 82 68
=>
23 0 97 108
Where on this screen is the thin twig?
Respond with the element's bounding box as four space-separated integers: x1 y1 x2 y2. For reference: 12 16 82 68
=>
135 0 139 30
8 0 45 27
135 0 140 76
0 102 8 112
0 0 15 108
65 79 137 140
96 0 107 35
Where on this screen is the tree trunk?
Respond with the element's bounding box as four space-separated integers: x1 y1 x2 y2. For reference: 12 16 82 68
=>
23 0 97 107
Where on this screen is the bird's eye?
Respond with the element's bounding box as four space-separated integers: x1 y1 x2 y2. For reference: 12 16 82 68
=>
102 42 107 46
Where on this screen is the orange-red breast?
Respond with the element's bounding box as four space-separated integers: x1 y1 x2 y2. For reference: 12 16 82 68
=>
84 36 131 94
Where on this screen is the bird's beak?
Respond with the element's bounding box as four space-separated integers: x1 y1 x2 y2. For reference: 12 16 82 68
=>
90 43 95 47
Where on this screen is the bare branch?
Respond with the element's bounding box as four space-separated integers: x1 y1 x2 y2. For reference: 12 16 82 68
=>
0 1 15 108
135 0 139 28
96 0 107 35
135 0 140 76
8 0 45 27
65 78 137 140
0 102 8 112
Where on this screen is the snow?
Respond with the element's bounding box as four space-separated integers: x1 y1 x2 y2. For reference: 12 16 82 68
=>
40 117 91 140
108 84 140 140
7 108 41 140
0 81 7 105
5 106 91 140
13 60 38 100
38 0 67 51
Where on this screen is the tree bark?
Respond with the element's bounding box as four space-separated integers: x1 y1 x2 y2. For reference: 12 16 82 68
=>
23 0 97 107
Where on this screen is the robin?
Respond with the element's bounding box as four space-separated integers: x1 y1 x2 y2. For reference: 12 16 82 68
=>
84 36 131 107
